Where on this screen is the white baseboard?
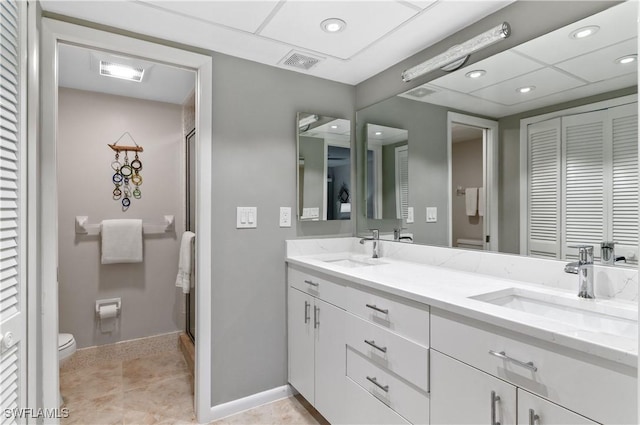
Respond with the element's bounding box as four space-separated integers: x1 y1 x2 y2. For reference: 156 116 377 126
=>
203 385 294 423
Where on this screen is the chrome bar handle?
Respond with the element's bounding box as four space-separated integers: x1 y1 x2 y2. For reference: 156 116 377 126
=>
366 376 389 393
489 350 538 372
529 409 540 425
314 305 319 329
491 391 501 425
304 301 310 324
364 339 387 353
304 279 319 287
365 304 389 314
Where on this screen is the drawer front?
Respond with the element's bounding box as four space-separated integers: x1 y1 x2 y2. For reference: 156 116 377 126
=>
342 376 410 425
288 265 345 308
518 388 599 425
346 347 429 425
346 285 429 346
431 309 637 425
346 312 429 392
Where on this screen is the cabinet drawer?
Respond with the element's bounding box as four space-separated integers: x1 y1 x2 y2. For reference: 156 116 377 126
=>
346 347 429 425
431 309 637 425
518 388 599 425
288 265 346 308
342 376 410 425
346 285 429 346
346 312 429 392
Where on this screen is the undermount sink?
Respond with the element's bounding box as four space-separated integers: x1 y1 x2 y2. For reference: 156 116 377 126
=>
323 256 384 269
471 288 638 340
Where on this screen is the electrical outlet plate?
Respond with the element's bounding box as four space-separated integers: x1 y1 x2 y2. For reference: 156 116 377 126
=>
406 207 414 224
237 207 257 228
279 207 291 227
426 207 437 222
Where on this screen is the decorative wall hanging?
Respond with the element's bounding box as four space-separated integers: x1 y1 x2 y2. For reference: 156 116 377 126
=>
109 132 143 211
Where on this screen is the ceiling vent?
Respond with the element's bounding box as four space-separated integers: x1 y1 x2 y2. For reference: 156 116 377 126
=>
406 87 437 98
280 51 323 71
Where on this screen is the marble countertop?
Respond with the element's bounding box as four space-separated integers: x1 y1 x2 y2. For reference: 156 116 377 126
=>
286 249 638 368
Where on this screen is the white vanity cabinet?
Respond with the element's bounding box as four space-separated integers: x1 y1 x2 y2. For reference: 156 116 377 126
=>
431 350 517 425
431 308 636 425
517 388 598 425
287 266 347 424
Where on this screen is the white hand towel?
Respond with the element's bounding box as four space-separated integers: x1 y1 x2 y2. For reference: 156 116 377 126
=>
478 187 485 217
101 219 143 264
465 187 478 216
176 231 196 294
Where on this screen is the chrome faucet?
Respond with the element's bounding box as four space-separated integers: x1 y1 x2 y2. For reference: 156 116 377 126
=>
360 229 380 258
567 245 594 299
393 227 413 242
600 241 626 265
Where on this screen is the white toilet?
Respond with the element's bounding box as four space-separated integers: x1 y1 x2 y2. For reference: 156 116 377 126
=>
58 333 76 406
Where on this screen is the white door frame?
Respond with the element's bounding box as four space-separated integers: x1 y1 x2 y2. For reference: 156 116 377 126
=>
39 19 213 422
447 112 499 251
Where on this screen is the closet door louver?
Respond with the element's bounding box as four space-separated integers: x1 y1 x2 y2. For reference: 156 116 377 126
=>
610 103 638 263
395 145 409 219
0 0 26 421
527 118 561 258
561 111 607 260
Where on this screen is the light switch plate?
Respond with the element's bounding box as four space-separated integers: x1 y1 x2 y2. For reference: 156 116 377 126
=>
426 207 437 223
237 207 257 228
406 207 414 224
279 207 291 227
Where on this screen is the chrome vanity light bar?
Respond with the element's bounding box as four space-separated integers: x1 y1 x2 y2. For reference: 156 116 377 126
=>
401 22 511 82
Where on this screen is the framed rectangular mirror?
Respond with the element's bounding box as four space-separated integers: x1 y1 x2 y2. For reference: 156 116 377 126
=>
297 113 351 221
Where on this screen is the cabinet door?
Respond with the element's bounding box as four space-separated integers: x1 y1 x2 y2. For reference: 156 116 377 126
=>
431 350 516 425
288 287 315 402
314 298 346 424
517 389 599 425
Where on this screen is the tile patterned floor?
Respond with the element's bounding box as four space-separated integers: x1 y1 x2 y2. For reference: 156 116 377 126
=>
60 350 326 425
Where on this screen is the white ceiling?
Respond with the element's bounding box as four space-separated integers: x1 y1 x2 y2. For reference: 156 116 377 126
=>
367 123 409 146
400 1 638 118
41 0 514 85
58 43 196 104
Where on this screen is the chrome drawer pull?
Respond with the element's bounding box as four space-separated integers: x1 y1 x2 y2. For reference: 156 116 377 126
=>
304 279 319 287
365 303 388 314
491 391 501 425
529 409 540 425
304 301 310 324
488 350 538 372
314 305 320 329
364 339 387 353
366 376 389 393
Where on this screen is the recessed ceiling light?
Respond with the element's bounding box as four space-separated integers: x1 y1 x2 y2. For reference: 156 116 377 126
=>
569 25 600 40
375 131 383 136
330 125 338 129
465 70 486 79
99 61 144 82
321 18 346 33
517 86 535 94
615 55 637 65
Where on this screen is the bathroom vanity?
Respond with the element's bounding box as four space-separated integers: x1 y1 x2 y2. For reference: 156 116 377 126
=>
286 238 637 425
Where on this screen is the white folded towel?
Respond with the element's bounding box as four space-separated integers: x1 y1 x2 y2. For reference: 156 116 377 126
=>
176 231 196 294
478 187 485 217
465 187 478 216
101 219 143 264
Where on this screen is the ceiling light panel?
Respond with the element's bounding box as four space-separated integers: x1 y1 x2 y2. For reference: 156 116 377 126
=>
555 38 638 83
100 61 145 82
512 0 637 65
471 67 584 106
140 1 280 33
259 1 416 60
569 25 600 40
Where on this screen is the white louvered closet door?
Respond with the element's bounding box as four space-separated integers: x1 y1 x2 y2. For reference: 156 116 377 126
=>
0 0 27 421
527 118 561 258
395 145 409 219
562 110 607 260
610 103 638 263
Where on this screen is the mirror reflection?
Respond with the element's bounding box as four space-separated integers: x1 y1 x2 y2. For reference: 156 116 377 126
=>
298 113 351 221
365 124 409 220
357 1 638 265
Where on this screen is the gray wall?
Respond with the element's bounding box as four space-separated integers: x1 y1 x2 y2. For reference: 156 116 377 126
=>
209 52 355 406
357 96 450 245
57 88 185 348
298 135 324 219
381 141 406 218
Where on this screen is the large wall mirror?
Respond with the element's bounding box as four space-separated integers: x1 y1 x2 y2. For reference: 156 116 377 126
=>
357 1 638 265
298 113 352 221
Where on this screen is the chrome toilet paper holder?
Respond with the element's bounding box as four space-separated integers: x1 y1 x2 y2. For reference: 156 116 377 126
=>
95 298 122 317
